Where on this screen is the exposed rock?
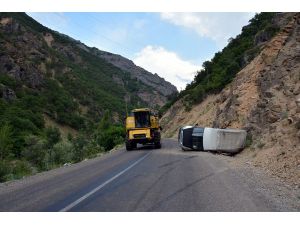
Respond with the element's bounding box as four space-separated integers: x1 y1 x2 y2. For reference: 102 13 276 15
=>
0 86 16 101
91 48 178 98
255 30 273 45
267 111 280 123
162 12 300 186
295 120 300 130
265 91 274 98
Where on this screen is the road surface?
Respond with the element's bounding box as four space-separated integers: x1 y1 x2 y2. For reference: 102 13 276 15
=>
0 139 298 211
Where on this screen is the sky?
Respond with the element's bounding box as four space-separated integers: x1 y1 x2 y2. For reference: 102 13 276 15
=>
27 12 255 91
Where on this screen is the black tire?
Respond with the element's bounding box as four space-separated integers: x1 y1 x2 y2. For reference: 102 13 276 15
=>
154 142 161 149
126 141 133 151
132 142 137 149
153 130 161 149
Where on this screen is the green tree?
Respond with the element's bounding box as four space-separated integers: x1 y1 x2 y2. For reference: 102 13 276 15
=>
22 135 48 171
98 110 111 130
0 123 13 160
52 140 74 164
45 126 61 149
0 160 11 182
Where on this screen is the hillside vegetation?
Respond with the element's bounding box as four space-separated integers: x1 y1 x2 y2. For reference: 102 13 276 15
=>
0 13 176 182
160 12 280 113
161 13 300 186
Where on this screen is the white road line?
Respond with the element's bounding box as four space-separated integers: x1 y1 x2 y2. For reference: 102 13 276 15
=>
59 152 151 212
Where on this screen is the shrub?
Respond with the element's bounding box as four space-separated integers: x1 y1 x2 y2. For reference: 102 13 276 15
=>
0 123 13 159
83 139 104 159
11 160 32 179
0 160 12 182
96 125 125 151
72 134 88 162
22 135 49 171
245 133 253 148
45 126 61 149
51 140 74 165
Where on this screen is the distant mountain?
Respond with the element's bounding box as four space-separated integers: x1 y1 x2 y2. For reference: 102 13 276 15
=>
0 12 177 128
0 12 178 180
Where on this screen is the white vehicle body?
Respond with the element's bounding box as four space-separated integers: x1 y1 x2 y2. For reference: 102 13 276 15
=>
178 126 247 153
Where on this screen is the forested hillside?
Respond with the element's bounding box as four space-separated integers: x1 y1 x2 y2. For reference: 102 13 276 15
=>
0 13 177 182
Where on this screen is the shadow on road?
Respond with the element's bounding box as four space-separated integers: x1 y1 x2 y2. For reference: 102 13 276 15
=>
129 144 159 151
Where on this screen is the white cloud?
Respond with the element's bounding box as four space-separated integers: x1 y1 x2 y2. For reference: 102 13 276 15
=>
160 12 255 47
134 45 201 91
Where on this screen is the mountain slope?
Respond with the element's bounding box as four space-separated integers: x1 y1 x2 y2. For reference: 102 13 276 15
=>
161 13 299 186
0 12 177 181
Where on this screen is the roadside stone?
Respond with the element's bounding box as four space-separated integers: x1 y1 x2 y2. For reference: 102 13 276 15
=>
265 91 274 98
267 112 280 123
271 104 282 113
296 98 300 107
257 101 266 108
295 120 300 129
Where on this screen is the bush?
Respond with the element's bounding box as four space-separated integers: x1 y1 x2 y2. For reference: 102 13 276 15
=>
72 134 88 162
45 126 61 149
83 139 104 159
22 135 49 171
11 160 32 179
0 160 12 182
51 140 74 165
96 125 125 151
0 123 13 160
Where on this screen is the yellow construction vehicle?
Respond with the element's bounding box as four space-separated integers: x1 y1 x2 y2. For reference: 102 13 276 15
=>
125 108 161 150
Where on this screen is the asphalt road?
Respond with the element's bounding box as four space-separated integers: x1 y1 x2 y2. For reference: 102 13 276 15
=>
0 139 298 212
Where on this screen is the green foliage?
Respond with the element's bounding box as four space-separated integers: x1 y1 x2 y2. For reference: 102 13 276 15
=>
44 126 61 149
51 140 74 164
0 160 12 182
98 110 111 130
161 12 280 110
0 12 163 182
11 160 32 179
72 134 89 162
96 125 125 151
94 110 125 151
0 123 13 159
245 133 253 148
22 135 49 171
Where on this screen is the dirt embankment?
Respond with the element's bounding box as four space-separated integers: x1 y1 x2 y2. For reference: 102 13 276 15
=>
161 13 300 187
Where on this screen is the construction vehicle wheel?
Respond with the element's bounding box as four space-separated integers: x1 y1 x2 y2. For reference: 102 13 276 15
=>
154 142 161 149
132 142 137 149
126 141 133 151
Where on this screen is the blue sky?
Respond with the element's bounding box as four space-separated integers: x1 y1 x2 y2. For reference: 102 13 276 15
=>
28 12 255 90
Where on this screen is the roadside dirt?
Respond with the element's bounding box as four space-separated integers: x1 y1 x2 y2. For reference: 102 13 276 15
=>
161 13 300 188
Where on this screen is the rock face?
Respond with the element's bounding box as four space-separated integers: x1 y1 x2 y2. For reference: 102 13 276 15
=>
91 49 177 97
0 16 46 89
0 13 177 110
0 85 16 101
161 13 300 186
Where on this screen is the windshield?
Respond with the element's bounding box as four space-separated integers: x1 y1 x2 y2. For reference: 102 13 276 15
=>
134 111 150 128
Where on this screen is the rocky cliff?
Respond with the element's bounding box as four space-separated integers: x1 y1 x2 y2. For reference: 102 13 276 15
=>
0 13 177 115
161 13 300 187
91 49 177 97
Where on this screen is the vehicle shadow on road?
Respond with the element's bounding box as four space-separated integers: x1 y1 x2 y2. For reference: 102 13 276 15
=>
130 144 159 151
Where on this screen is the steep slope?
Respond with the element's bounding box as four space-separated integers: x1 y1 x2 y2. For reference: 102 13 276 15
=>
0 13 176 118
0 12 177 181
161 13 299 186
91 49 177 98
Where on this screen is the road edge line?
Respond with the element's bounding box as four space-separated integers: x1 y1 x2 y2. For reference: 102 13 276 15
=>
59 152 151 212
